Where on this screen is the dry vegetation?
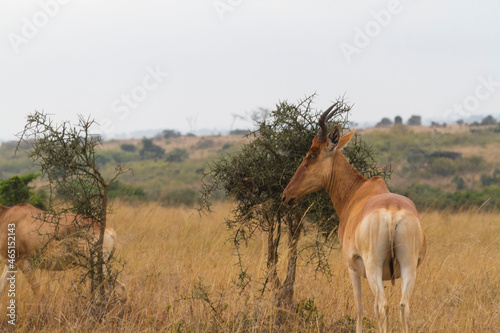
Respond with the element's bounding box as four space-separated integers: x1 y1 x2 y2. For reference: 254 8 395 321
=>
102 134 246 160
1 201 499 332
358 124 472 135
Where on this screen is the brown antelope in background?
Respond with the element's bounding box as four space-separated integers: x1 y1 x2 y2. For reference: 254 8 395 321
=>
0 203 126 301
282 104 426 333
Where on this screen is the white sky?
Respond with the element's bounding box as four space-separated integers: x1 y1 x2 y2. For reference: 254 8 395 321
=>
1 0 500 141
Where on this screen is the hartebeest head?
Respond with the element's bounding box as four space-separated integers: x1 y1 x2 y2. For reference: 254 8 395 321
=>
281 104 356 205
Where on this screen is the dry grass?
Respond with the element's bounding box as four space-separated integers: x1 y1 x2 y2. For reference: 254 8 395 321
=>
102 134 246 160
1 202 499 332
451 143 500 165
358 124 472 135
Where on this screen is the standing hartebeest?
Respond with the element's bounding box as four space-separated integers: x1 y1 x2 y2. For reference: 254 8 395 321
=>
0 203 125 300
282 104 426 333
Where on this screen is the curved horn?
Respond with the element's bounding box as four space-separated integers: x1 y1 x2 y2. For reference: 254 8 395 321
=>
318 102 340 141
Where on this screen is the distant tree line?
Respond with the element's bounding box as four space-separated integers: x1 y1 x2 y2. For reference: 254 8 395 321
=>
376 115 421 127
376 114 498 128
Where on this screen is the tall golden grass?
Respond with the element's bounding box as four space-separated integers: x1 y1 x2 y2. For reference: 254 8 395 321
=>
1 201 499 332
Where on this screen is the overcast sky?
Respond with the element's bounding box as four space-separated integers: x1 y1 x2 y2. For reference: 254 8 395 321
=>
1 0 499 141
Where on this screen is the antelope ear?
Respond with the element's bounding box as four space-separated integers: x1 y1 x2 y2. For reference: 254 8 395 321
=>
327 125 340 150
338 129 357 149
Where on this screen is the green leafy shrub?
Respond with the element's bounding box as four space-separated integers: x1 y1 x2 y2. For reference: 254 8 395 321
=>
397 182 500 211
481 169 500 186
221 143 232 151
163 129 181 139
140 138 165 160
120 143 137 152
295 298 323 323
97 150 142 166
429 157 457 176
229 129 249 135
407 115 422 126
397 183 445 208
453 176 467 190
108 180 147 200
165 148 189 163
480 115 497 126
0 173 46 209
457 156 488 173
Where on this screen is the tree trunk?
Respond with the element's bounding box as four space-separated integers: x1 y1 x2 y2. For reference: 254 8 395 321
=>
267 215 281 299
276 216 302 308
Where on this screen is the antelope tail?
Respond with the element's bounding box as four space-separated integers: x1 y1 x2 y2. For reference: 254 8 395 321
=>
387 213 401 286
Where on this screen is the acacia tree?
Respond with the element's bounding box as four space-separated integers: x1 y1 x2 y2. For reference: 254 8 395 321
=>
201 95 390 308
17 112 129 309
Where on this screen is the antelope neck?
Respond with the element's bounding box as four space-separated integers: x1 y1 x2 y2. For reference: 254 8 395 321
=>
326 150 367 221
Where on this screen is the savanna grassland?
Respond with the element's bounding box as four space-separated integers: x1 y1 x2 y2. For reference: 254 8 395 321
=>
1 124 500 332
1 201 499 332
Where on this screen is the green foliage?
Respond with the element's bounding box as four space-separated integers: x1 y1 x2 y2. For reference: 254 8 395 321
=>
456 156 487 173
453 176 467 190
481 169 500 186
221 143 232 151
0 173 46 209
0 144 39 177
94 149 144 168
0 173 36 205
203 96 354 237
396 183 500 211
375 117 392 127
120 143 137 152
481 115 497 126
108 180 147 200
429 157 457 176
407 115 421 126
363 126 494 183
163 129 181 140
165 148 189 163
229 129 249 135
17 111 128 303
295 298 323 323
201 95 390 304
140 138 165 160
396 183 446 209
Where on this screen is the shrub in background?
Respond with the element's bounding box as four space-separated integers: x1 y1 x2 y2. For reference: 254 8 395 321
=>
163 129 181 140
108 180 147 201
165 148 189 163
0 173 46 209
120 143 137 152
140 138 165 160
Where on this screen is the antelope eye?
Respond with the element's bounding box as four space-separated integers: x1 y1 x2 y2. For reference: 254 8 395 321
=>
309 154 317 159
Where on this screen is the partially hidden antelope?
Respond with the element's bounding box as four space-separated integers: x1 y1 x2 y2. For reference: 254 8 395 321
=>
282 104 426 333
0 203 125 300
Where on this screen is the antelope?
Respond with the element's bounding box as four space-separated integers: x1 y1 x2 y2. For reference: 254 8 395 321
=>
0 203 125 300
282 104 426 333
